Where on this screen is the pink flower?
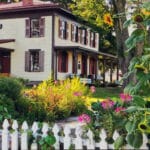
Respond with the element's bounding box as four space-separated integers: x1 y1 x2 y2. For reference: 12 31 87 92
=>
78 114 91 123
54 80 58 84
120 93 132 103
115 107 126 113
90 86 96 93
101 99 115 109
73 91 82 97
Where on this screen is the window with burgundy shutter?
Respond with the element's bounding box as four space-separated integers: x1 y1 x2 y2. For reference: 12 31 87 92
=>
25 49 44 72
58 51 68 72
59 19 68 40
81 29 87 45
71 24 78 42
25 17 45 38
90 32 96 47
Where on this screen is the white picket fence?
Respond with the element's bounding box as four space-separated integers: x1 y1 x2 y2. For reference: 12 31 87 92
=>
0 119 149 150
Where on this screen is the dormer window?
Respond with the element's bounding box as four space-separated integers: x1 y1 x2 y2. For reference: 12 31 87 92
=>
71 24 78 42
58 19 68 39
25 18 45 38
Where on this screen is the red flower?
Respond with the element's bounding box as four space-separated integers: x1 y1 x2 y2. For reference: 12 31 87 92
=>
115 107 126 113
90 86 96 93
101 99 115 109
120 93 132 103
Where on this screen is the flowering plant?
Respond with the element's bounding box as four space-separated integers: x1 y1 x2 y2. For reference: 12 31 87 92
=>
78 92 150 148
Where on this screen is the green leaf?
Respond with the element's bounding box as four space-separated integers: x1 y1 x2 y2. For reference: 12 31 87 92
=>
114 135 124 149
123 19 133 28
125 106 138 113
45 135 56 145
126 131 143 148
132 95 146 107
125 121 135 133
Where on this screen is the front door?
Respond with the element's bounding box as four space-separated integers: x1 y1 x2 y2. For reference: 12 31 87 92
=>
0 52 10 73
81 55 87 77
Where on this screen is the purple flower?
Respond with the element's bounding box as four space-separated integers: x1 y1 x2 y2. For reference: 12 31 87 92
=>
120 93 132 103
78 114 91 123
101 99 115 109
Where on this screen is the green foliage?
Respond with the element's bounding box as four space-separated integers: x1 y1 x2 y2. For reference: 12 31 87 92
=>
0 77 23 100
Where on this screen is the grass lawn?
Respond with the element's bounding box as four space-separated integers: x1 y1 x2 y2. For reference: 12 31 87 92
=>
86 86 123 105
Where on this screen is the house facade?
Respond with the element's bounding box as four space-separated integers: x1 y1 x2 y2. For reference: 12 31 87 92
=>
0 0 99 81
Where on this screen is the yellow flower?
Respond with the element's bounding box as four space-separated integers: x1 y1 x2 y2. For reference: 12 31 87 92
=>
103 13 113 26
141 9 150 16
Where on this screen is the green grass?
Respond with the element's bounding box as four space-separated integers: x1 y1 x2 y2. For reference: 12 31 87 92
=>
92 87 123 101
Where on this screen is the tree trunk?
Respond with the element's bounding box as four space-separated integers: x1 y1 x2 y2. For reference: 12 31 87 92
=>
112 0 132 87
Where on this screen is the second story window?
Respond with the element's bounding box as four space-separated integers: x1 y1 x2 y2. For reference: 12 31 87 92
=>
58 19 68 39
25 18 45 38
71 24 78 42
90 32 96 47
80 29 88 45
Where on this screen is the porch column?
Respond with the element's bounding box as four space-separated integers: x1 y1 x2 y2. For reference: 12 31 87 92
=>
102 59 106 84
116 60 119 81
110 61 113 83
54 50 57 80
73 50 77 74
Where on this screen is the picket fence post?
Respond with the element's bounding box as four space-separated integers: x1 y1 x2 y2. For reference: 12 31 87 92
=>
2 119 9 150
21 121 29 150
31 122 39 150
11 120 19 150
99 129 107 149
86 129 95 149
74 126 83 149
52 124 60 149
63 125 71 149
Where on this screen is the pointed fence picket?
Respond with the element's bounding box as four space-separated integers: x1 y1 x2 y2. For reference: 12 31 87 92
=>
0 119 149 150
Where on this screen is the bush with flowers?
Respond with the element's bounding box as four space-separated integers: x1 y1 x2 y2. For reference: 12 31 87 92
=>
23 77 95 122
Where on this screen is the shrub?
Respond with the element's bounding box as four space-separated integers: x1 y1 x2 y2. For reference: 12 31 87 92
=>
24 78 93 120
0 77 23 100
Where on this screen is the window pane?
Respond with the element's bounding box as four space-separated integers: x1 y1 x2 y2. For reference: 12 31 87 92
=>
31 19 40 37
30 51 40 71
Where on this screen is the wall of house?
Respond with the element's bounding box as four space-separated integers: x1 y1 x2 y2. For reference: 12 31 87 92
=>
0 16 53 81
54 15 99 52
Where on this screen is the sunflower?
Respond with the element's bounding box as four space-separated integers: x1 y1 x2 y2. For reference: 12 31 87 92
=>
103 13 113 26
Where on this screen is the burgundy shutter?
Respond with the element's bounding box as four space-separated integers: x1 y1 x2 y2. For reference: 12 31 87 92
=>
80 29 83 44
66 52 68 72
58 19 62 38
25 19 30 37
93 33 96 47
90 32 92 46
76 26 78 42
66 22 69 39
25 51 30 71
71 24 74 41
78 28 81 43
95 33 97 48
40 18 45 37
39 51 44 72
86 30 88 45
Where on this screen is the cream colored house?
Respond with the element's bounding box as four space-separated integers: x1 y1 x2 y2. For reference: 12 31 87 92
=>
0 0 99 81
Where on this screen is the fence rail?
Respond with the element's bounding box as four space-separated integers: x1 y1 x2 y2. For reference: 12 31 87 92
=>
0 119 149 150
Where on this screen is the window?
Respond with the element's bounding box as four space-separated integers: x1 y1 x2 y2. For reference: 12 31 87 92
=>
80 29 88 45
25 50 44 72
58 51 68 72
90 32 96 47
71 24 78 42
25 18 45 38
58 19 68 39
